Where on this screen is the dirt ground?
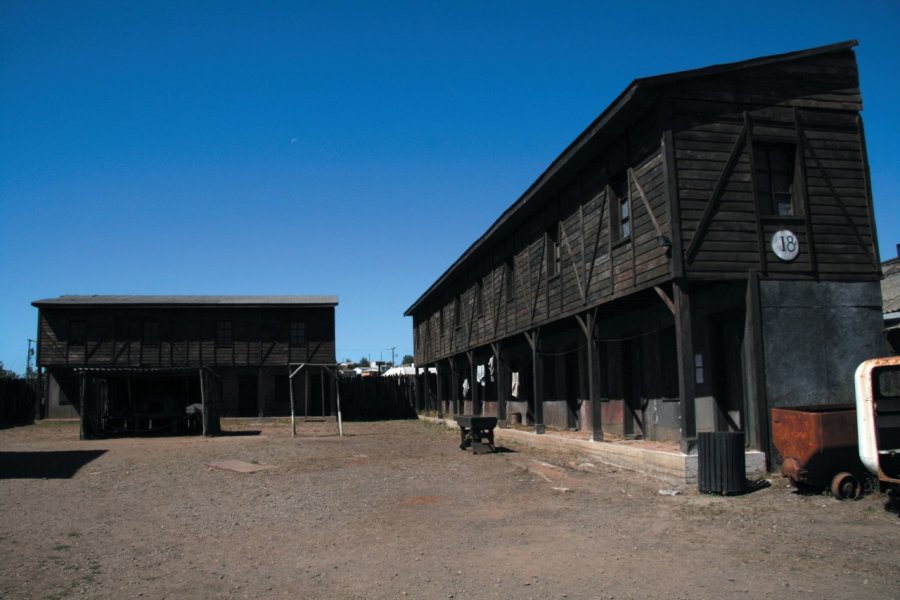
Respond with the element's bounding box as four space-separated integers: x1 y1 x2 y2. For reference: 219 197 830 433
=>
1 418 898 600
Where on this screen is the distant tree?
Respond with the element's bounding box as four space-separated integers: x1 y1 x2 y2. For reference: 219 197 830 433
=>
0 361 20 379
402 354 415 365
358 357 370 367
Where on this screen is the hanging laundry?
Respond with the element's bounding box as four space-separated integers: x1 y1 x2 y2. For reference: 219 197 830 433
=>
476 364 486 386
488 356 495 382
462 377 470 398
511 372 520 398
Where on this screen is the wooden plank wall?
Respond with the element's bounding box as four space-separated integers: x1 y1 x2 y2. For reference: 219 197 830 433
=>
669 48 877 280
37 307 335 367
414 110 673 364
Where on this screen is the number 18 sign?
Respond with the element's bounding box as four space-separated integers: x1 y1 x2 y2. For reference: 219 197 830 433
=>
771 230 799 261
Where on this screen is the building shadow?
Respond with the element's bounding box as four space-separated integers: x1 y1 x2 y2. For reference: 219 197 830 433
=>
216 430 262 437
0 450 107 479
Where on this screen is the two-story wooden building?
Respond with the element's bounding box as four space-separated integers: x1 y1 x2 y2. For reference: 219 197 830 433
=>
405 41 884 461
33 295 337 437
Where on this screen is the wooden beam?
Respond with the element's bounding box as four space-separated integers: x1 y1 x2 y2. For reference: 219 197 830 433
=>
630 169 664 240
491 341 506 427
744 112 767 275
685 118 749 264
857 115 882 270
560 224 586 302
653 285 675 315
673 281 696 454
524 328 544 434
584 194 607 298
794 108 818 277
530 239 546 324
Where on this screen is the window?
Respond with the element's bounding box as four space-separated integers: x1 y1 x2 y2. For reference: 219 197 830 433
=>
546 226 560 277
290 321 306 347
215 321 232 346
453 295 462 329
754 143 798 216
505 257 515 303
68 321 85 346
142 321 160 346
610 173 630 241
439 308 445 337
475 281 484 317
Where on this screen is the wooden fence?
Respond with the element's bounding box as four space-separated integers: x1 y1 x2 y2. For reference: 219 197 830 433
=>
0 378 36 424
338 376 419 421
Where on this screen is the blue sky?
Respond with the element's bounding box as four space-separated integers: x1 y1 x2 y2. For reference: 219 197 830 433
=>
1 1 898 373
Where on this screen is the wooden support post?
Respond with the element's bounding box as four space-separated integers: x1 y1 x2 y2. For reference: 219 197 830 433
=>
466 350 479 416
199 369 207 437
746 270 770 459
435 362 444 419
525 329 544 434
449 358 458 417
575 311 603 442
320 366 325 418
492 342 507 428
79 371 86 440
304 366 310 422
674 281 696 454
289 366 296 438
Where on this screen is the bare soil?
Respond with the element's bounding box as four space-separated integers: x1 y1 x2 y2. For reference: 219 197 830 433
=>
1 419 898 599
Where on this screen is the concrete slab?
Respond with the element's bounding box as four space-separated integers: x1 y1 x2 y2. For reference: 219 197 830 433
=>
207 459 276 473
421 415 767 486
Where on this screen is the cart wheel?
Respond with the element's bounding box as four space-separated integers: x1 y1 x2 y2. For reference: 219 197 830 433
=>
830 472 862 500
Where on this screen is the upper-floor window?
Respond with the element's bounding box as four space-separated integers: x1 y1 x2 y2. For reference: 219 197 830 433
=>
546 225 560 277
68 320 85 346
142 321 160 346
754 143 798 217
610 173 630 241
290 321 306 347
215 321 232 347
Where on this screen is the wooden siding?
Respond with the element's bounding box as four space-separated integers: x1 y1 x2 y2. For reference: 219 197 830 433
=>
414 112 673 364
669 48 877 280
411 45 879 367
37 307 335 368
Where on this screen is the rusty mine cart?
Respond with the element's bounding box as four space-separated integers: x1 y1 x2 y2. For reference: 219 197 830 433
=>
771 404 865 500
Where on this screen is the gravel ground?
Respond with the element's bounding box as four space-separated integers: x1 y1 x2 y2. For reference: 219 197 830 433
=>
1 418 898 599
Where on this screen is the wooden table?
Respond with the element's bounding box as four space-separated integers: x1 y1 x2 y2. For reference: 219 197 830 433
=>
456 415 497 454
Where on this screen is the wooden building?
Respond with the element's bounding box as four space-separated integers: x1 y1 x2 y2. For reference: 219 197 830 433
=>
405 41 884 461
32 295 337 436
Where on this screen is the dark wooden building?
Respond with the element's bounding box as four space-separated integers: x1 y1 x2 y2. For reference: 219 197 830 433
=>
33 295 337 436
405 41 884 461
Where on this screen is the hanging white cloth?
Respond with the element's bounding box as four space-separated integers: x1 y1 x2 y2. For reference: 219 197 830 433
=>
488 356 495 382
511 372 520 398
462 378 470 398
476 364 485 386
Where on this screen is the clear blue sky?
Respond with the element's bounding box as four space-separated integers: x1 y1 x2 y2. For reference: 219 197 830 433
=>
1 1 898 373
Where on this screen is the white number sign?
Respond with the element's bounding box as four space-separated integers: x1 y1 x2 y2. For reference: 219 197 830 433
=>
771 230 799 262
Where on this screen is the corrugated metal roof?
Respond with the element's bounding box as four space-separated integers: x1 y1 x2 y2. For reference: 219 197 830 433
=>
33 295 338 307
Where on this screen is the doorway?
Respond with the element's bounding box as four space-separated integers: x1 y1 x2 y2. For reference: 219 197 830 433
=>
622 336 643 438
712 313 745 432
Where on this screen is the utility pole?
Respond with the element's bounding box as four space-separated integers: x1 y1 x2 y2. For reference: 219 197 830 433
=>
389 346 396 366
26 339 36 379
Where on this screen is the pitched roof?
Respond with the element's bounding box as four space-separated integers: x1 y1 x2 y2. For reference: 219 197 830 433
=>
32 295 338 308
404 40 859 316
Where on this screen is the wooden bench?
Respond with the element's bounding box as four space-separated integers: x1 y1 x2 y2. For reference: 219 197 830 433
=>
456 415 497 454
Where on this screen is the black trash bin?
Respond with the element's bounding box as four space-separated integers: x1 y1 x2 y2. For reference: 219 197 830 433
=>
698 431 746 494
